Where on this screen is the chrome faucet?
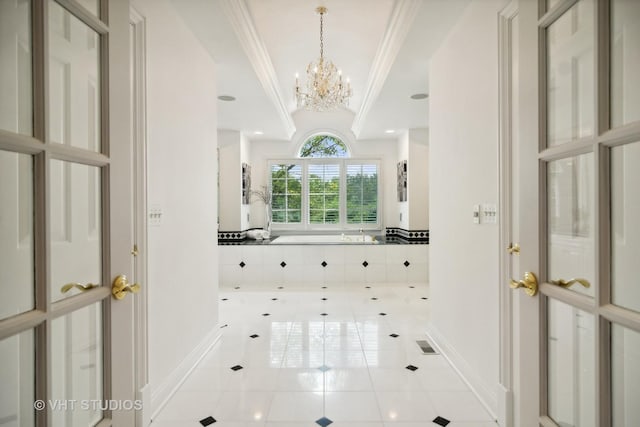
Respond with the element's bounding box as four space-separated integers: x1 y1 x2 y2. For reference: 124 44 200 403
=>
359 228 364 241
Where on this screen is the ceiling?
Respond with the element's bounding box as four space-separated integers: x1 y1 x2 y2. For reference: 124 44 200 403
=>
171 0 471 141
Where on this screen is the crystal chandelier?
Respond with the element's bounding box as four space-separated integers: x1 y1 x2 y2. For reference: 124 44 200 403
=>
295 6 352 111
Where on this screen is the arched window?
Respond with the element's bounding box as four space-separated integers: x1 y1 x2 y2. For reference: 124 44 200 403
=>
299 134 349 158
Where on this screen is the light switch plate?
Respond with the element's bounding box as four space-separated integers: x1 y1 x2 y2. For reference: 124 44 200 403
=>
482 203 497 224
473 205 480 224
149 206 162 226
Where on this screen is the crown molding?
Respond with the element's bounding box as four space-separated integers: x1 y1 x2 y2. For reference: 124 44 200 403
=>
351 0 421 138
220 0 296 139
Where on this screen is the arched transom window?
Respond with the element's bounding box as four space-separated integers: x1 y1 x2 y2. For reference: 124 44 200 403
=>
299 134 349 158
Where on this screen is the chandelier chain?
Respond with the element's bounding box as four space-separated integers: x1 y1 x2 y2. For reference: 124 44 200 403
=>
319 10 324 59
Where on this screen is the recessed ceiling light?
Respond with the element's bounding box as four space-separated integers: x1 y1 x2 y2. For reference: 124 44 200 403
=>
218 95 236 101
410 93 429 100
385 129 395 134
254 131 264 135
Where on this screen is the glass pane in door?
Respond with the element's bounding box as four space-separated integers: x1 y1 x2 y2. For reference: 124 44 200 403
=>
48 0 101 152
50 161 101 302
547 0 594 146
0 329 34 427
611 141 640 313
51 302 103 427
611 0 640 127
0 0 32 135
547 153 594 296
547 298 595 427
0 151 34 319
611 324 640 427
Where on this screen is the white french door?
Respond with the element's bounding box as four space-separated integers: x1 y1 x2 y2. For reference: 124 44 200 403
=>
0 0 136 426
514 0 640 426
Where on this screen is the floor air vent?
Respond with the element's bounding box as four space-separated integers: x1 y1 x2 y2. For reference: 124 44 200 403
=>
416 339 437 354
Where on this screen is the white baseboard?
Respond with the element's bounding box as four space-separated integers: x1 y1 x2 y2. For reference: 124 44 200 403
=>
496 383 513 427
148 326 223 423
425 323 498 420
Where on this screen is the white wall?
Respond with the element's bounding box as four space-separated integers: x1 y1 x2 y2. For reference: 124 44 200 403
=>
131 0 219 416
428 0 507 415
218 130 242 230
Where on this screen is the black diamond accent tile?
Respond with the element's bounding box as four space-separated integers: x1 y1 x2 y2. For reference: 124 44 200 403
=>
405 364 418 371
262 313 270 316
249 334 259 339
316 417 333 427
421 297 429 300
321 286 327 289
409 285 415 288
362 261 369 267
320 313 328 316
230 365 243 371
404 260 410 267
199 416 217 426
365 286 371 289
379 312 387 316
317 365 331 372
432 416 451 426
221 298 228 301
278 286 284 289
371 297 378 301
390 333 399 338
280 261 287 268
321 297 327 301
234 286 240 290
239 261 246 268
271 298 278 301
321 261 327 267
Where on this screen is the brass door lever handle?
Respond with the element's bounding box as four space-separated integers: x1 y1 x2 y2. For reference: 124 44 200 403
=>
550 278 590 289
61 283 97 294
112 275 140 300
510 272 538 297
507 243 520 254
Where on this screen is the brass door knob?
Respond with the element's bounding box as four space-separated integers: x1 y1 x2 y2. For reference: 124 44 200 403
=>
112 275 141 300
510 271 538 297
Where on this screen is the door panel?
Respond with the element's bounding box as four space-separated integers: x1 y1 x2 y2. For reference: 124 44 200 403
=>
514 1 640 426
0 1 136 425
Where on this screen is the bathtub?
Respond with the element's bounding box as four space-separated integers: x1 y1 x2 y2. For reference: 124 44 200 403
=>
270 234 378 244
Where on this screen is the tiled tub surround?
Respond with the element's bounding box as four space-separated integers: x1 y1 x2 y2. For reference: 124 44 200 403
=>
151 284 496 426
219 243 429 287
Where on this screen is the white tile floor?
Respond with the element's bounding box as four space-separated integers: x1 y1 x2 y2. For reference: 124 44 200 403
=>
152 282 496 427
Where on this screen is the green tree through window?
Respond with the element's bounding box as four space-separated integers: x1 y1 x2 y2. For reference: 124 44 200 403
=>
299 135 348 158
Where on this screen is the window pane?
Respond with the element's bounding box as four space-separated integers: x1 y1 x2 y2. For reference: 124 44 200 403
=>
0 329 34 427
0 0 32 135
547 154 594 297
50 161 102 302
307 164 340 224
270 164 301 224
0 151 34 320
611 141 640 313
547 299 595 427
299 135 348 158
347 164 378 224
51 303 103 426
612 324 640 427
49 1 101 152
611 0 640 127
547 0 594 146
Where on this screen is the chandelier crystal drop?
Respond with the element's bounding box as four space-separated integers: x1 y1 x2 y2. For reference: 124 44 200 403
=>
295 6 352 111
